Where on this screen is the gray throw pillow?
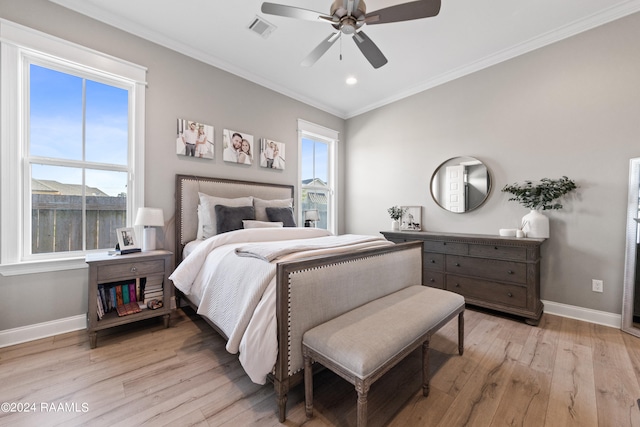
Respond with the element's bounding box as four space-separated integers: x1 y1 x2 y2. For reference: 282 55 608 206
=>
265 207 296 227
214 205 255 234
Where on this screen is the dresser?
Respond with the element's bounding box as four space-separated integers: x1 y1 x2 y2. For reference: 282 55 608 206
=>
381 231 545 325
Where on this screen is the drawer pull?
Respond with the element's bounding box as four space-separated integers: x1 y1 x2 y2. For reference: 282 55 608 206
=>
430 259 436 263
429 278 435 282
507 270 514 274
131 266 137 272
507 292 513 297
494 246 498 250
455 283 460 287
454 262 460 267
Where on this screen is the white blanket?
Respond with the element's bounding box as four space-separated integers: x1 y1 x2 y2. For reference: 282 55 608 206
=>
169 227 392 384
235 234 384 262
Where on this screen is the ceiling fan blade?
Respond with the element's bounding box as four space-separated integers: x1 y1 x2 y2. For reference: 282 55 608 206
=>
365 0 441 25
352 31 387 69
261 2 332 22
301 33 340 67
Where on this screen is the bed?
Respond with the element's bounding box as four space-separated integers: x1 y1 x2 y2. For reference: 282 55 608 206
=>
170 174 424 421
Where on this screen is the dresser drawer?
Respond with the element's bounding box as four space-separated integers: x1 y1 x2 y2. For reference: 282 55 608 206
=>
446 255 526 284
423 252 444 271
97 260 165 282
468 244 527 261
422 240 468 255
423 271 444 289
446 275 527 309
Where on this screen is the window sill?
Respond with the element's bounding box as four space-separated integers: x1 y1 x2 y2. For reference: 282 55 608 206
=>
0 257 88 276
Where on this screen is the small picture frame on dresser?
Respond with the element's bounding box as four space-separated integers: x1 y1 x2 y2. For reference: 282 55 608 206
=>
116 227 139 251
400 206 421 231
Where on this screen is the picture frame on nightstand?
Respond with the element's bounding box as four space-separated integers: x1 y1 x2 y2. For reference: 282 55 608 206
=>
116 227 139 252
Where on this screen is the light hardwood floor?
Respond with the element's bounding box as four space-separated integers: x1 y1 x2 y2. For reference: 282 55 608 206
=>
2 306 640 427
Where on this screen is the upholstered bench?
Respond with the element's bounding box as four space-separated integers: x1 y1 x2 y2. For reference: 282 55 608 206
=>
302 285 465 427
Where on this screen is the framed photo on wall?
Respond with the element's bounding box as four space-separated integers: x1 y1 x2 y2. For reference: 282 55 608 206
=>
176 118 214 159
260 138 285 170
222 129 254 165
400 206 422 231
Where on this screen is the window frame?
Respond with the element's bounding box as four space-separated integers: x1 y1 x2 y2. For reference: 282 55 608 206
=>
297 119 338 235
0 20 147 276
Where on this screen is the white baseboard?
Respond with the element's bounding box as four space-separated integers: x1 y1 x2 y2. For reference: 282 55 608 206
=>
542 300 621 329
0 301 622 349
0 315 86 348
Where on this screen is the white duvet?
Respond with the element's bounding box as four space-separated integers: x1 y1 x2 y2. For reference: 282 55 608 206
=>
169 227 392 384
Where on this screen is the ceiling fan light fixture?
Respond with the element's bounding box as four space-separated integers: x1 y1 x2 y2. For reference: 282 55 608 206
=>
260 0 441 69
346 76 358 85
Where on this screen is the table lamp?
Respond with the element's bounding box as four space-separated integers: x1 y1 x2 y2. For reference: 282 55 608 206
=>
304 209 320 227
135 207 164 251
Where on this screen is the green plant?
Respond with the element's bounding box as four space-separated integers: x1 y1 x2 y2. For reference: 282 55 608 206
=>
501 176 577 210
387 206 406 220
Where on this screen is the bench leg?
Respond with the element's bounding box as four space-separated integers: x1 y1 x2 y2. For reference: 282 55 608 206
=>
355 380 369 427
458 311 464 356
422 340 430 397
304 354 313 419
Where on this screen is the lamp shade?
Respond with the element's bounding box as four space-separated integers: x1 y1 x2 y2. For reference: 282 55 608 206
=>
135 207 164 227
304 209 320 221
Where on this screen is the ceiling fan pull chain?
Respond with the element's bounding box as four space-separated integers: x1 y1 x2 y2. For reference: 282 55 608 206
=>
339 32 343 61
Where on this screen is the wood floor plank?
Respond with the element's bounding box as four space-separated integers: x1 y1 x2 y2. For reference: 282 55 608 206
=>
429 317 504 398
435 337 523 426
490 363 551 427
544 342 597 427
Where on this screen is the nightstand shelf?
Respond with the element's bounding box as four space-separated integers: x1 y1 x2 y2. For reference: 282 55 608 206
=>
86 250 174 348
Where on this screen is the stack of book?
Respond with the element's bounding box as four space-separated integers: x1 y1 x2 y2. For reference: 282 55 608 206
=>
144 275 164 304
97 280 144 319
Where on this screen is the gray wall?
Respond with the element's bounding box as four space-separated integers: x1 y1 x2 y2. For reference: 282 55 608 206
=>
0 0 344 330
344 11 640 315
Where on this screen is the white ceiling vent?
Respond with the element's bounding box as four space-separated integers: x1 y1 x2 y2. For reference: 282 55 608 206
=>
248 16 276 39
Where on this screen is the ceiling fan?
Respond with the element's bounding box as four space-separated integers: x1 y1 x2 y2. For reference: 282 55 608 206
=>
261 0 441 69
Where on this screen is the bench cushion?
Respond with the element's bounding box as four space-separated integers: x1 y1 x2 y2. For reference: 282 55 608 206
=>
303 285 464 379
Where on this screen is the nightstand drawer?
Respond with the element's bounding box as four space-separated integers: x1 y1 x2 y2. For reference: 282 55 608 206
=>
468 244 527 261
423 252 444 271
446 255 526 284
446 275 527 309
97 260 164 282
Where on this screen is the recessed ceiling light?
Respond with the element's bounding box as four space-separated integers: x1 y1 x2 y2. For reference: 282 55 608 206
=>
346 76 358 85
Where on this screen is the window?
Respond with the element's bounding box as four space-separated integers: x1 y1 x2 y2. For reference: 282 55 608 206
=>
0 21 146 274
298 120 338 234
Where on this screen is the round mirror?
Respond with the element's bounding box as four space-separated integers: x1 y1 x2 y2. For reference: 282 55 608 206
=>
430 156 492 213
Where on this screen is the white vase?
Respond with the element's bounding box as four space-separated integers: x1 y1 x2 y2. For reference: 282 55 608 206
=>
391 219 400 231
522 210 549 238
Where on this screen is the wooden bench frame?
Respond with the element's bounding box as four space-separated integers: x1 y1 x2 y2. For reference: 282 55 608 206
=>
303 297 464 427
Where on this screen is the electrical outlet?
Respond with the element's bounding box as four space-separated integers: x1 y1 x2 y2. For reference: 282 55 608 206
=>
592 279 604 293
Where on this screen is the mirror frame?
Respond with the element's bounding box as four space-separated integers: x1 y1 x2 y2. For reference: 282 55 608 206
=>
430 156 492 213
622 157 640 337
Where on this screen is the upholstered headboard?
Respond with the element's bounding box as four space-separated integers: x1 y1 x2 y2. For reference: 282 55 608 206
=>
175 174 294 261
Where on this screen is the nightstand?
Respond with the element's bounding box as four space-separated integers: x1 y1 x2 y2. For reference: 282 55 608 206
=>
86 250 174 348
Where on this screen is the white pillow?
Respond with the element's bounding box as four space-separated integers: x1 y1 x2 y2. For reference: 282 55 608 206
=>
242 220 284 229
198 192 253 239
242 219 283 228
253 197 293 222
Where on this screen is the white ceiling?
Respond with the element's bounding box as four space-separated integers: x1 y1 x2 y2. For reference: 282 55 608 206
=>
51 0 640 119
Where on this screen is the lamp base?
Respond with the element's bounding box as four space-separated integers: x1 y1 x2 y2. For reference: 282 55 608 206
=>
142 227 156 251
